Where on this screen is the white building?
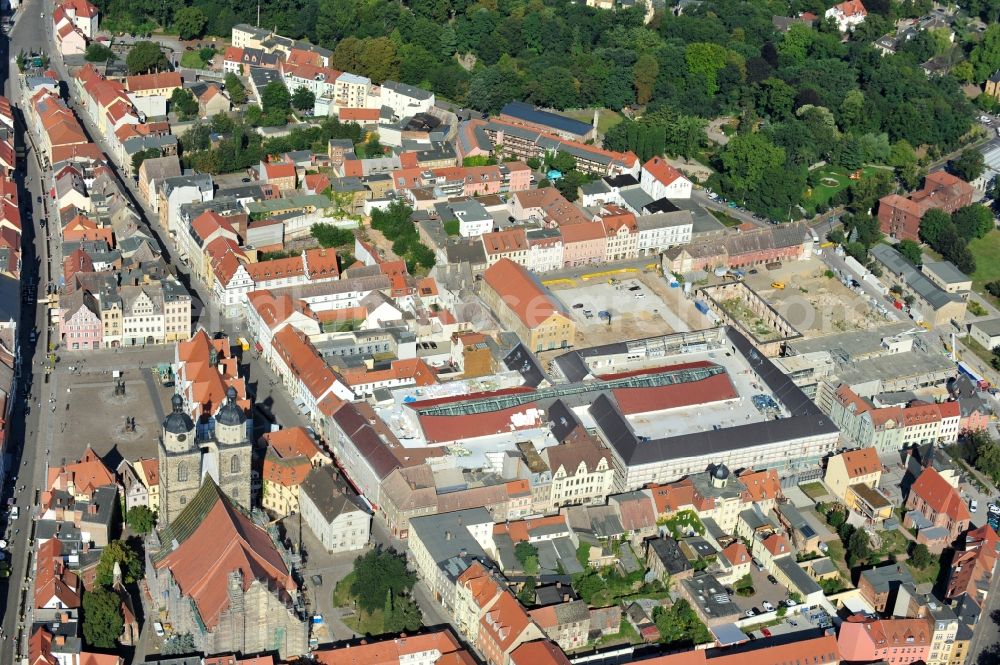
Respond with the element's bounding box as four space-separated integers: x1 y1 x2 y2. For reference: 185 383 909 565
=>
378 81 435 119
636 211 694 256
825 0 867 32
298 465 371 553
639 157 692 200
334 73 371 109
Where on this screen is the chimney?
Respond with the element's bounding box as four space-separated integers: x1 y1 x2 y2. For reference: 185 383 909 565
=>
445 531 452 541
56 636 65 646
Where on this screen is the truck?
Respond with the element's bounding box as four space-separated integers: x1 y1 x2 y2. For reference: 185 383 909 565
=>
695 301 710 315
237 337 250 351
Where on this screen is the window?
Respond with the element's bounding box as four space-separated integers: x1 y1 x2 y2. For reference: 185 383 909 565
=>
178 463 188 482
231 455 240 474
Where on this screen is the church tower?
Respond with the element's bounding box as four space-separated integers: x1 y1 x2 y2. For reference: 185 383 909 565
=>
159 394 201 523
214 386 252 510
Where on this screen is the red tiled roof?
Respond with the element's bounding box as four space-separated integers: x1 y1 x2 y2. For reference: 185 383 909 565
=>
642 157 686 186
511 640 570 665
911 467 971 524
480 590 534 652
483 258 569 330
339 108 380 121
612 371 737 416
152 483 297 629
126 71 182 92
838 446 881 478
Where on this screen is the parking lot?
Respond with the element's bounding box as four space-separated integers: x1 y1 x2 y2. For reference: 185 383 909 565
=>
731 563 800 619
550 273 711 346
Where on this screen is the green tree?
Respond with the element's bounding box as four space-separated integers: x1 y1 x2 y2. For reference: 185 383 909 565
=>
126 42 169 75
970 24 1000 83
130 148 161 174
358 37 400 83
85 43 115 62
312 223 355 247
910 543 933 568
125 505 157 535
653 598 712 648
719 132 785 201
384 593 423 633
954 204 994 241
517 577 536 605
95 539 143 587
633 53 658 105
685 42 729 96
349 547 416 615
919 208 953 247
291 86 316 112
952 149 986 183
174 7 208 40
515 542 540 575
847 528 872 568
224 73 246 105
170 88 199 120
261 81 291 114
897 239 923 265
82 588 123 648
888 140 921 190
547 151 577 174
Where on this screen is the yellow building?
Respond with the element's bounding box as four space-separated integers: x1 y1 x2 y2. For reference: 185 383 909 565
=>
135 458 160 513
824 446 882 501
261 427 331 517
481 258 575 353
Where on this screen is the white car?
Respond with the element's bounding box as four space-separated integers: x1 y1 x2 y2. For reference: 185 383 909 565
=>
970 499 979 512
762 601 775 612
153 622 164 637
745 609 754 618
785 599 798 607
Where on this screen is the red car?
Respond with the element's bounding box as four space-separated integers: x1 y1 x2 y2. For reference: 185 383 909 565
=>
761 628 772 638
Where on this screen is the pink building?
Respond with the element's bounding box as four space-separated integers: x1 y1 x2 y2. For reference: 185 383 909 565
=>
60 290 102 350
561 222 606 267
837 615 932 665
504 161 532 192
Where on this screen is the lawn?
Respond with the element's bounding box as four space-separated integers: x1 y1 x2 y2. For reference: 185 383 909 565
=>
595 617 642 648
825 540 850 576
907 558 942 586
802 166 881 211
961 335 995 369
968 230 1000 297
564 108 623 135
660 509 705 539
876 528 909 558
709 209 744 227
799 481 828 500
180 50 214 69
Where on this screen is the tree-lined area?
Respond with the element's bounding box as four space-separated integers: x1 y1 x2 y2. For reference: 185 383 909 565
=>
101 0 984 221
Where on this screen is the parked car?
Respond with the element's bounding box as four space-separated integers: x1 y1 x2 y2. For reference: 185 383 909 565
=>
628 285 641 291
573 303 584 309
767 574 778 585
761 628 772 638
153 622 165 637
762 601 775 612
745 610 755 618
970 498 979 512
785 598 798 607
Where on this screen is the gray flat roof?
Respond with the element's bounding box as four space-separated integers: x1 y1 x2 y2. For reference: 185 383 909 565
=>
923 260 970 285
408 508 493 565
972 317 1000 338
775 557 822 596
871 244 962 310
588 327 838 466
